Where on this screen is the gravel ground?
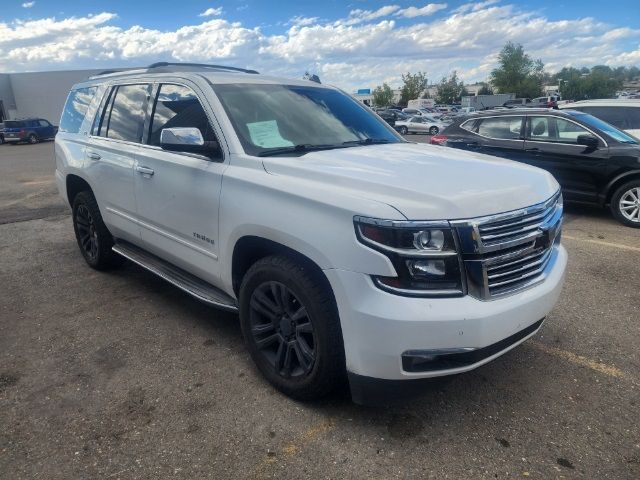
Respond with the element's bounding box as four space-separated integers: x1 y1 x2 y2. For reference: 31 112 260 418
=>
1 142 638 479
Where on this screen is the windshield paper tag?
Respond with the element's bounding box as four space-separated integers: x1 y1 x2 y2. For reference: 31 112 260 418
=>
247 120 294 148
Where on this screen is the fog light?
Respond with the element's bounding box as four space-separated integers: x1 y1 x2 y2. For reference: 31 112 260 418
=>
413 229 445 250
407 259 446 277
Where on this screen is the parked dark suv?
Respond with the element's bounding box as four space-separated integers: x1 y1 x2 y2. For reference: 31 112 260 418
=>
2 118 58 144
431 108 640 227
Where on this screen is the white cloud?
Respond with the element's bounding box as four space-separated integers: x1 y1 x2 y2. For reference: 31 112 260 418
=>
0 3 638 92
22 1 35 7
395 3 447 19
288 16 319 27
199 7 223 17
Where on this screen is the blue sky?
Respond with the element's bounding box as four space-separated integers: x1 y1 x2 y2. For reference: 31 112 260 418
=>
1 1 639 90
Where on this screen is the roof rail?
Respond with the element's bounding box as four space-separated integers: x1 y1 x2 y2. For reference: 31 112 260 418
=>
146 62 259 74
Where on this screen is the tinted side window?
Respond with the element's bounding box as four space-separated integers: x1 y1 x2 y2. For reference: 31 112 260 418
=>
60 87 97 133
148 84 217 147
105 84 149 143
623 107 640 129
477 117 522 139
578 106 629 130
38 120 50 127
529 116 551 140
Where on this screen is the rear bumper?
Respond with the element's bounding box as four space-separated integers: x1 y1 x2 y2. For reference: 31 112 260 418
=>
3 137 24 143
324 245 567 384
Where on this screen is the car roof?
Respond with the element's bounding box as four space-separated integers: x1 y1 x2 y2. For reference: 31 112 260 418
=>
72 63 335 90
561 99 640 107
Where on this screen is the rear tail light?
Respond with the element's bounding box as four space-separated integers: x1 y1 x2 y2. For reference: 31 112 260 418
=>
19 129 26 137
430 134 448 145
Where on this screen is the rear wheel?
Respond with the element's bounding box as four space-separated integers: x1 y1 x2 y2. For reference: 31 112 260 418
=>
72 191 124 269
611 181 640 228
28 134 38 144
399 126 408 135
239 255 345 400
429 126 439 135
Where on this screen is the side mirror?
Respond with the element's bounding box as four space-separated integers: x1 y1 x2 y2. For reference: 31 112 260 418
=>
576 134 598 149
160 127 218 156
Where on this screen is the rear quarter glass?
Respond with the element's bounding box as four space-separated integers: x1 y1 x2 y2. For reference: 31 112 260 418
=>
60 87 97 134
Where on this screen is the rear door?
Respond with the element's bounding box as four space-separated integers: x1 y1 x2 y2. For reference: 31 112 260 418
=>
85 83 151 243
469 115 526 159
523 115 609 203
133 82 227 285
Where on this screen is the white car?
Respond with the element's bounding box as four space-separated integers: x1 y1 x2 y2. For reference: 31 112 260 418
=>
560 99 640 138
55 63 566 404
395 115 446 135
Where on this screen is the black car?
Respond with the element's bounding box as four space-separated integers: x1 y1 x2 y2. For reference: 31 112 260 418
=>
377 109 408 127
432 108 640 227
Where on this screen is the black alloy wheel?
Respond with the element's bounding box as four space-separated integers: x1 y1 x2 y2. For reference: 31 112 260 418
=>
239 255 345 400
28 134 38 144
75 204 99 262
72 190 123 269
429 126 439 135
248 281 316 378
399 126 408 135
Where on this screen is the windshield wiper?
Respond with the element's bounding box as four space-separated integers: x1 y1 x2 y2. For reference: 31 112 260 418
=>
258 143 346 157
342 138 392 146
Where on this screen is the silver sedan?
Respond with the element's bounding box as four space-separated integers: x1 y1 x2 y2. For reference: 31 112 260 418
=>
395 116 446 135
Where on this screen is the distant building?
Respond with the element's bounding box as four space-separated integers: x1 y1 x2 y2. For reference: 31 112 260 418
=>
0 68 124 123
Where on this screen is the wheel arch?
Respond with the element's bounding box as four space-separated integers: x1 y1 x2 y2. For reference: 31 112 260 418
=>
65 174 93 207
603 170 640 205
231 235 333 300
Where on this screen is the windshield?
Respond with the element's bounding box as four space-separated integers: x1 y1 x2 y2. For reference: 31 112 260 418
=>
212 83 402 156
572 112 639 144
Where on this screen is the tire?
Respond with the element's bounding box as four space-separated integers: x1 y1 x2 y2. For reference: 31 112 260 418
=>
610 180 640 228
429 126 439 135
399 126 408 135
72 191 124 269
28 133 38 144
239 255 345 400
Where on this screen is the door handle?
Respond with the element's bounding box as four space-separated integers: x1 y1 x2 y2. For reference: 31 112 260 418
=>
525 148 540 152
87 152 101 160
136 166 155 176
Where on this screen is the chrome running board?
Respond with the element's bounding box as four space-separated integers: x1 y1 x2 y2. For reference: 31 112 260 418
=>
112 240 238 312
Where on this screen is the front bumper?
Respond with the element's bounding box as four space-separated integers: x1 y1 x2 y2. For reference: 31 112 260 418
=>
324 244 567 383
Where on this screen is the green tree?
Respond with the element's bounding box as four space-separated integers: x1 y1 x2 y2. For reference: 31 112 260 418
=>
490 42 544 98
554 66 622 100
435 71 468 104
399 71 428 106
372 83 395 107
477 82 493 95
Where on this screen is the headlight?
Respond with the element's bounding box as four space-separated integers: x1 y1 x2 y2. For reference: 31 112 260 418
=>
354 217 465 297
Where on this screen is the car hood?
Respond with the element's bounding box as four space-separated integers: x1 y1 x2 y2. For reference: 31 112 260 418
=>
261 142 559 220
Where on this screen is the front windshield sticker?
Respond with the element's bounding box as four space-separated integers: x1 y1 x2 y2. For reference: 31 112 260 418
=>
247 120 294 148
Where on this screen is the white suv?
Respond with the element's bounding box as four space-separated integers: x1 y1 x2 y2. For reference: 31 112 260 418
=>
55 63 567 403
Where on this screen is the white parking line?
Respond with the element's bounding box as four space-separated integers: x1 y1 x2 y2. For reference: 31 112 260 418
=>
562 234 640 253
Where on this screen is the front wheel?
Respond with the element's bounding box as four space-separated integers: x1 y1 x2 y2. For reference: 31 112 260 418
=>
239 255 345 400
429 126 439 135
610 181 640 227
399 126 408 135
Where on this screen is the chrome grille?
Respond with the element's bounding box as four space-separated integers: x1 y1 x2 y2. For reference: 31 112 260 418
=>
485 243 555 296
451 192 563 300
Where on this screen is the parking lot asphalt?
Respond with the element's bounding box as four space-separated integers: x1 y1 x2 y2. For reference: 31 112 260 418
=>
1 142 639 479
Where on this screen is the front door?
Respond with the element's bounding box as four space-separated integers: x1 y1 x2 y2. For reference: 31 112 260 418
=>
134 83 227 285
523 115 609 204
